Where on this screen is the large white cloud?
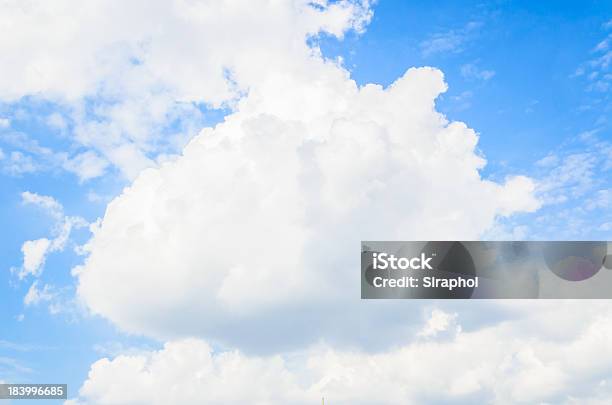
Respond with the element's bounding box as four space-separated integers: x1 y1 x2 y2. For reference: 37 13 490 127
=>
68 306 612 405
0 0 372 178
0 0 369 102
68 0 540 347
74 57 539 345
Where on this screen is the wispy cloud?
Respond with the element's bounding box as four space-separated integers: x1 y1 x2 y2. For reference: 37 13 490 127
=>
0 340 49 352
574 20 612 93
14 192 87 280
461 62 495 81
448 90 474 111
490 130 612 239
0 128 110 181
420 21 482 57
0 356 32 374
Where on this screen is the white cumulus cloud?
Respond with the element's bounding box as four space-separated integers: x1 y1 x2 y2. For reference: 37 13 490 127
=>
69 306 612 405
74 62 539 344
0 0 372 178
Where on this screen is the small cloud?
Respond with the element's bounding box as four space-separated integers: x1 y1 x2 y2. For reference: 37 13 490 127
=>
0 357 32 374
16 192 88 279
86 191 111 204
594 38 610 52
46 113 67 130
63 151 110 182
22 191 63 219
536 154 559 168
537 152 597 202
461 63 495 81
0 132 64 175
576 27 612 93
19 238 52 279
573 66 586 77
0 118 9 128
3 151 37 175
24 281 56 307
585 189 611 211
506 132 612 239
1 131 53 156
23 281 74 316
449 90 473 111
578 129 598 141
418 309 461 338
420 21 482 57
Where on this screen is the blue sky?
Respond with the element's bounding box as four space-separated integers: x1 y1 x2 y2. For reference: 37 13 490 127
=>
325 0 610 169
318 0 612 239
0 1 611 403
